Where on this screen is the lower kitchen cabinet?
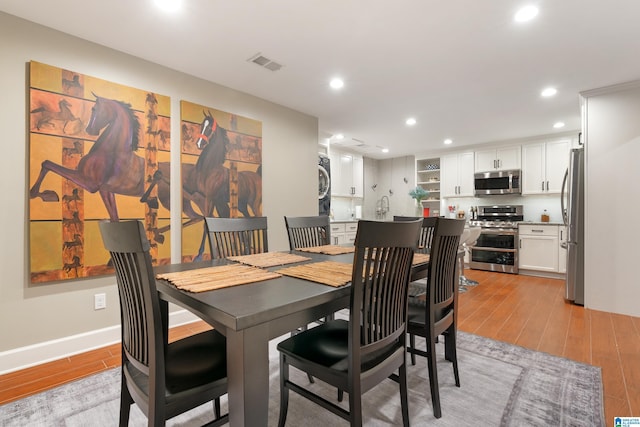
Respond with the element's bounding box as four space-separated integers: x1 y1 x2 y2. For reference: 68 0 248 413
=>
329 221 358 245
558 225 567 274
518 224 560 274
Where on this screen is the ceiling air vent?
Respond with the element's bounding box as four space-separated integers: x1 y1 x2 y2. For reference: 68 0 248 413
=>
248 53 283 72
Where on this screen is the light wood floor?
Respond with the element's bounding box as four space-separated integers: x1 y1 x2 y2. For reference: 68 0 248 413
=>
1 270 638 421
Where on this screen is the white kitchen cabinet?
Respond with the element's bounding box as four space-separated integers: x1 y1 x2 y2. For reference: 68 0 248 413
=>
518 224 559 272
558 225 567 274
329 150 363 197
329 222 358 245
474 146 521 172
441 151 475 197
521 140 569 195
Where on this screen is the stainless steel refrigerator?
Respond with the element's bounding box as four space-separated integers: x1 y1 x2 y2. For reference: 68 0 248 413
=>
561 147 584 305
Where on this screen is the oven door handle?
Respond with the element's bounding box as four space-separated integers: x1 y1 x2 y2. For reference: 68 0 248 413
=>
476 229 517 235
469 246 516 253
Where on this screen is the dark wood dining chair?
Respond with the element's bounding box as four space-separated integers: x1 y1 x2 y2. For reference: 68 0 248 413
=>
406 217 465 419
205 216 268 259
276 219 422 427
394 215 438 300
98 220 228 427
393 215 437 254
283 214 334 374
284 215 331 249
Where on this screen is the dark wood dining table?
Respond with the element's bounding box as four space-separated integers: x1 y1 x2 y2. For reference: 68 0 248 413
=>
155 250 429 427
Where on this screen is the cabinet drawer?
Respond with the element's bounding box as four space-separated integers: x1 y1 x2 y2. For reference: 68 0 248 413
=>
518 224 558 237
345 222 358 233
330 223 346 233
345 232 357 244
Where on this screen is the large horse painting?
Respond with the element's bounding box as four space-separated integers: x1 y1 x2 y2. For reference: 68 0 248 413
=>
178 101 263 261
28 61 171 283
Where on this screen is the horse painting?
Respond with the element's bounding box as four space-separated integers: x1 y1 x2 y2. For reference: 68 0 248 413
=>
30 94 158 221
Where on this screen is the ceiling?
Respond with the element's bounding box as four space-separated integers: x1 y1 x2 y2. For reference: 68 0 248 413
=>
2 0 640 159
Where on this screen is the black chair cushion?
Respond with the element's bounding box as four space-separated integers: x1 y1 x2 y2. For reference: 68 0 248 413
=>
165 330 227 393
277 319 398 372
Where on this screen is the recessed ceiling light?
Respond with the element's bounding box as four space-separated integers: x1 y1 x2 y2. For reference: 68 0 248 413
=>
329 78 344 90
381 148 389 153
541 87 557 97
444 139 453 145
334 133 344 140
155 0 181 12
405 118 417 126
553 122 565 129
514 5 539 22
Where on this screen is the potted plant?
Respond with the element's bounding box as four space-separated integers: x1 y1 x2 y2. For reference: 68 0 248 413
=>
409 186 430 216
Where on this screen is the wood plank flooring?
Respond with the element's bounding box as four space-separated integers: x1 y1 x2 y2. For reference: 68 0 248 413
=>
1 270 638 422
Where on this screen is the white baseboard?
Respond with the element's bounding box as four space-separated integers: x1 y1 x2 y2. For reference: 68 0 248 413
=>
0 310 200 375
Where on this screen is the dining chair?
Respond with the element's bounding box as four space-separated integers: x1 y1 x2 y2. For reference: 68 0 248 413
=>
393 215 437 254
205 216 268 259
406 217 465 419
284 215 331 249
276 219 422 427
394 216 438 299
98 220 228 427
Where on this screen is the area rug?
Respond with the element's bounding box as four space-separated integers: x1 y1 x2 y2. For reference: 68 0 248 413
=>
0 330 604 426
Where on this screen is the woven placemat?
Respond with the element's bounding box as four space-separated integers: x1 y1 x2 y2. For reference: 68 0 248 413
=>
156 264 281 293
277 261 353 287
227 252 311 268
296 245 355 255
413 253 430 265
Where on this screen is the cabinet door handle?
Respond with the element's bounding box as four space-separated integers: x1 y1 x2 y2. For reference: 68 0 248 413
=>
560 230 563 240
541 181 545 191
546 181 549 191
519 239 522 249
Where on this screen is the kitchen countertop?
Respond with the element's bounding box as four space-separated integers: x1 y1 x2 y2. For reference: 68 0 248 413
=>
330 219 360 223
519 221 564 226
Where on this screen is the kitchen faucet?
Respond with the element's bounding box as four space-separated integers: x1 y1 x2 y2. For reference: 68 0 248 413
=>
376 196 390 219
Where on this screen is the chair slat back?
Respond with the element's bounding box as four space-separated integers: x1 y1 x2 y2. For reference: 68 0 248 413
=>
350 220 422 355
99 220 162 375
205 217 269 259
427 218 465 313
284 215 331 250
394 215 437 254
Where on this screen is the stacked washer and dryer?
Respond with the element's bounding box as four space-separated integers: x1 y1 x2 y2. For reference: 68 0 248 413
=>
318 154 331 216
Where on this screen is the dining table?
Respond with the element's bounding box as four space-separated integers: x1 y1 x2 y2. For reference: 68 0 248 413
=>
155 247 429 427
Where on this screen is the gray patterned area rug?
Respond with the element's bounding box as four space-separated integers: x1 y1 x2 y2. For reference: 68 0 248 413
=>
0 331 604 426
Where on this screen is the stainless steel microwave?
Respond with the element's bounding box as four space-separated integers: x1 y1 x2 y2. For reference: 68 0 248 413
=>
474 169 521 196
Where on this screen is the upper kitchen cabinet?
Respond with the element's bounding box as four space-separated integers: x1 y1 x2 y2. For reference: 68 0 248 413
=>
442 151 475 197
329 149 364 197
475 145 521 172
521 139 569 195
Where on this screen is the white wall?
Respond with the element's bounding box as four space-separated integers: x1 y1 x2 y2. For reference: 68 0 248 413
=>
0 12 318 362
581 81 640 317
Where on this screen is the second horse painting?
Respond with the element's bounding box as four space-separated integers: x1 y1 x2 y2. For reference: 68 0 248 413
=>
178 101 263 262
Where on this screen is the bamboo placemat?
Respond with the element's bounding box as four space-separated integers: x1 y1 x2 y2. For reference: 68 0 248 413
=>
156 264 281 293
277 261 353 287
296 245 356 255
413 253 430 265
227 252 311 268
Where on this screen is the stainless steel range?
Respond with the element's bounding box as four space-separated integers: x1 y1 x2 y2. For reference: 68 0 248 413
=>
469 205 523 274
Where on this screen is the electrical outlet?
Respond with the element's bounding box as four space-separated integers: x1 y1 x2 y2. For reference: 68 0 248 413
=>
94 293 106 310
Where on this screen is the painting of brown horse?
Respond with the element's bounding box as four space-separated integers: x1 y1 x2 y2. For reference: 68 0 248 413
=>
179 101 263 261
28 61 171 284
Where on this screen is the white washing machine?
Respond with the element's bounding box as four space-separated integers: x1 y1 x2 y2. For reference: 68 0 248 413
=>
318 154 331 215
